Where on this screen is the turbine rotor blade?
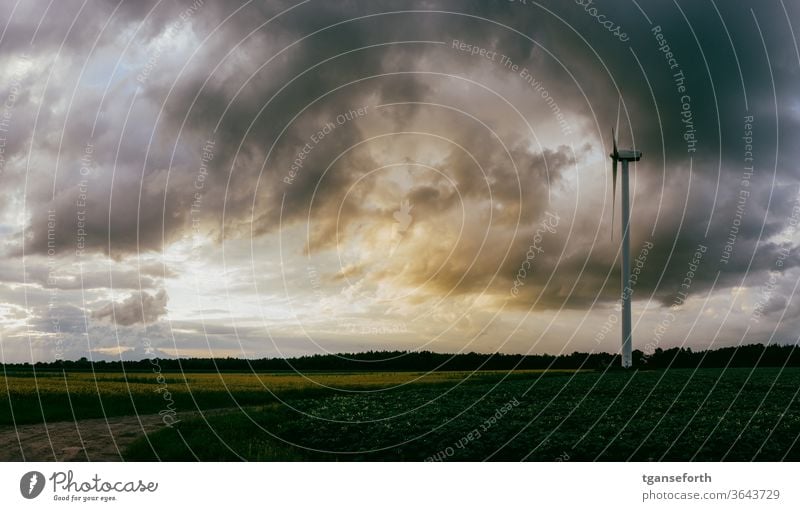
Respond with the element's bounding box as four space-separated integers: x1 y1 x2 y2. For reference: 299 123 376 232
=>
612 158 617 241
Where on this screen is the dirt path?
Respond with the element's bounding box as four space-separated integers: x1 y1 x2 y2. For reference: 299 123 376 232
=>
0 412 179 461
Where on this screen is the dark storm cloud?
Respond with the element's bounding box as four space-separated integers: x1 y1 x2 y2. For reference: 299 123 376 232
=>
481 0 800 309
91 289 168 326
2 0 799 329
0 0 577 260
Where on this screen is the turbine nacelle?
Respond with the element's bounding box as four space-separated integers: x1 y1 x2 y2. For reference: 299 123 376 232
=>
611 149 641 162
610 128 641 162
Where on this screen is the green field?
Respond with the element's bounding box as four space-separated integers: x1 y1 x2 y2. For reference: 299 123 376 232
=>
2 368 799 461
0 368 556 425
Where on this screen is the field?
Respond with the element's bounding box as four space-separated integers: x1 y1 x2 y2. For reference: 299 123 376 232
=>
2 368 799 461
0 369 554 425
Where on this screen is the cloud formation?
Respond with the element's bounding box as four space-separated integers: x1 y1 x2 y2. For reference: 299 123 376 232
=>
92 289 168 326
0 0 799 361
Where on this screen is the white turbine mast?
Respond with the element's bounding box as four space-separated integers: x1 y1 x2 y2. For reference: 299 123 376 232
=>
609 128 641 368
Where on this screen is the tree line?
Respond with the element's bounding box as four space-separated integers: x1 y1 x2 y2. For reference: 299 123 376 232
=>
2 343 799 372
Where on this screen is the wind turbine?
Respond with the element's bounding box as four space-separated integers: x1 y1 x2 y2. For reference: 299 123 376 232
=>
609 128 641 368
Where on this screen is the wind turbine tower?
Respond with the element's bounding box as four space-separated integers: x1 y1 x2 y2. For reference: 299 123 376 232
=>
609 129 641 368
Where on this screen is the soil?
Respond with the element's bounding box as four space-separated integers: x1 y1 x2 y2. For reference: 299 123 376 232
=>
0 413 178 461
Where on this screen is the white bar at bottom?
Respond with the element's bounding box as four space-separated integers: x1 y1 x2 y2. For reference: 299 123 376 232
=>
1 462 796 510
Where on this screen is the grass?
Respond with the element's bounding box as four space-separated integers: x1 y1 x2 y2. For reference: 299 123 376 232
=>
123 368 800 461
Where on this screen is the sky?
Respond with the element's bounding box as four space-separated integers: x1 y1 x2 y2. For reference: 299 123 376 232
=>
0 0 799 362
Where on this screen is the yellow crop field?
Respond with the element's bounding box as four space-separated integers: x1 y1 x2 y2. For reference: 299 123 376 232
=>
0 369 562 425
